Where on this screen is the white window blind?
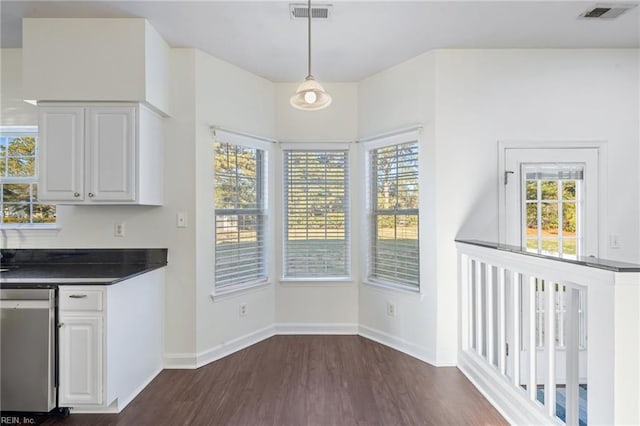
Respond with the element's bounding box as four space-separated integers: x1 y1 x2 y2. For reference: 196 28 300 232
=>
283 150 349 278
214 141 267 291
369 141 419 289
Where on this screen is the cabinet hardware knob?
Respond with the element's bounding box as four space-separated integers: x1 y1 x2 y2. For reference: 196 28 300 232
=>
74 192 80 198
58 323 64 328
88 192 95 198
69 294 88 299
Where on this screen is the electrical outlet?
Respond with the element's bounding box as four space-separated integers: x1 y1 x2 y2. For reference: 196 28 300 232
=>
386 301 396 317
114 223 125 237
177 212 187 228
239 303 247 316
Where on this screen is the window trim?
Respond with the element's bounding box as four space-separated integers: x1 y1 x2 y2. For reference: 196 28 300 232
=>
212 129 272 295
281 145 351 281
0 125 57 229
362 128 421 293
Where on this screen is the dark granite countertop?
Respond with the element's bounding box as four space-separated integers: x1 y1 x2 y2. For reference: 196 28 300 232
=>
0 248 168 287
455 239 640 273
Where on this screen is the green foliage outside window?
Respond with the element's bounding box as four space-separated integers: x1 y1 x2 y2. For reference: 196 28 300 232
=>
1 132 56 225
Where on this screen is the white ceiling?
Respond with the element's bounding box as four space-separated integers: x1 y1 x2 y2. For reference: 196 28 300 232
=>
2 1 639 82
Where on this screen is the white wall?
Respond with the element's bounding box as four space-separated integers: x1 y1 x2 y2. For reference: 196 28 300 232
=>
1 47 198 359
357 52 442 364
357 48 640 366
4 41 638 372
273 83 359 328
0 49 36 125
194 50 276 355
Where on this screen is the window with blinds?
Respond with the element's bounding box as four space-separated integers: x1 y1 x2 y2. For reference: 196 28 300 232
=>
214 142 267 290
369 141 419 289
283 150 349 279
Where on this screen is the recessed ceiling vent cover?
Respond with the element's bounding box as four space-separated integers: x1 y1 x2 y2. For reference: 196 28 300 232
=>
579 3 637 19
290 3 333 20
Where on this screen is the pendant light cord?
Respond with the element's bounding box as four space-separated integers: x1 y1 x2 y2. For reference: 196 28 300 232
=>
307 0 312 77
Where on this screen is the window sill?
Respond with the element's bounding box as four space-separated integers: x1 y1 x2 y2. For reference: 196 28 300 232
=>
0 225 60 236
362 279 424 298
210 280 271 301
280 277 354 287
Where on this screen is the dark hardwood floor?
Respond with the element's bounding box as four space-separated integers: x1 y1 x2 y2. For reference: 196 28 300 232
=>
42 335 506 425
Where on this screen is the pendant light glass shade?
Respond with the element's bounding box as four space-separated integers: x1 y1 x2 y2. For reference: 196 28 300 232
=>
290 76 332 110
290 0 332 111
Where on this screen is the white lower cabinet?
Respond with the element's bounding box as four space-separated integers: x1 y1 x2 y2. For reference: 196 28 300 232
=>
58 315 103 406
58 287 105 407
58 269 165 413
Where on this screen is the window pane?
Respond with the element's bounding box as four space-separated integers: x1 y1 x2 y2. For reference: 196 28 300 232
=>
214 142 261 210
374 143 418 210
563 239 577 255
541 239 559 254
7 136 36 156
526 202 538 236
284 150 349 278
372 214 419 287
3 183 31 203
0 128 54 227
562 181 576 201
540 180 558 201
215 214 265 288
526 238 539 251
7 157 35 177
562 202 577 236
3 204 30 224
370 140 420 288
214 141 266 289
541 202 558 235
526 181 537 200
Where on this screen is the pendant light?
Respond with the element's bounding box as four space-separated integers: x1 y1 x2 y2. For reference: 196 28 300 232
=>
290 0 332 111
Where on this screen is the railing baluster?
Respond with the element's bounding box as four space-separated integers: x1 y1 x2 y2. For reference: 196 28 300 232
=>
498 267 506 375
545 281 557 418
565 287 580 426
527 276 537 402
464 256 473 350
512 270 521 388
475 260 484 357
486 264 495 365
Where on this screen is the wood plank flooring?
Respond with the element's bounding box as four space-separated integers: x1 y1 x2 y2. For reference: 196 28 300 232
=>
42 335 506 425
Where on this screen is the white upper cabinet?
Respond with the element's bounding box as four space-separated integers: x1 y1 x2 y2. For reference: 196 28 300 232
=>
38 103 163 205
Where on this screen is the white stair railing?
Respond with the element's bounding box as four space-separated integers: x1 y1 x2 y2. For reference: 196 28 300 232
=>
457 240 640 425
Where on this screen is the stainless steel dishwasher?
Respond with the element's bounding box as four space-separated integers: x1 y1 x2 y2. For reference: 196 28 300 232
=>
0 288 57 412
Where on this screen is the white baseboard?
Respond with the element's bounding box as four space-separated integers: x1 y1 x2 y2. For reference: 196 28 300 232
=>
163 352 198 369
164 323 447 372
457 350 552 425
274 322 358 335
115 365 164 412
358 324 449 367
195 325 275 368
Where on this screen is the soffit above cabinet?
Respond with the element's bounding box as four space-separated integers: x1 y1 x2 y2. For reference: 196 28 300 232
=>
22 18 169 116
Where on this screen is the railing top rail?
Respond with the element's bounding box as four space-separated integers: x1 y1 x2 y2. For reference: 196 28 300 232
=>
456 239 640 273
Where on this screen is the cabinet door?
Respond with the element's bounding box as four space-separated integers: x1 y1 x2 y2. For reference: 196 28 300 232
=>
59 315 103 406
86 107 136 201
38 107 85 201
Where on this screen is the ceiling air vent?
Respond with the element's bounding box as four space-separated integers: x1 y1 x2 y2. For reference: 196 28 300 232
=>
579 3 637 19
290 3 333 20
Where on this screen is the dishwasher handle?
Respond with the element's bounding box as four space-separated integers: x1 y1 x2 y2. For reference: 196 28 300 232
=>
0 300 52 309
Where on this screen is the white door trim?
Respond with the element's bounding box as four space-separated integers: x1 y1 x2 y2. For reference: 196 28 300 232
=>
497 140 608 257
